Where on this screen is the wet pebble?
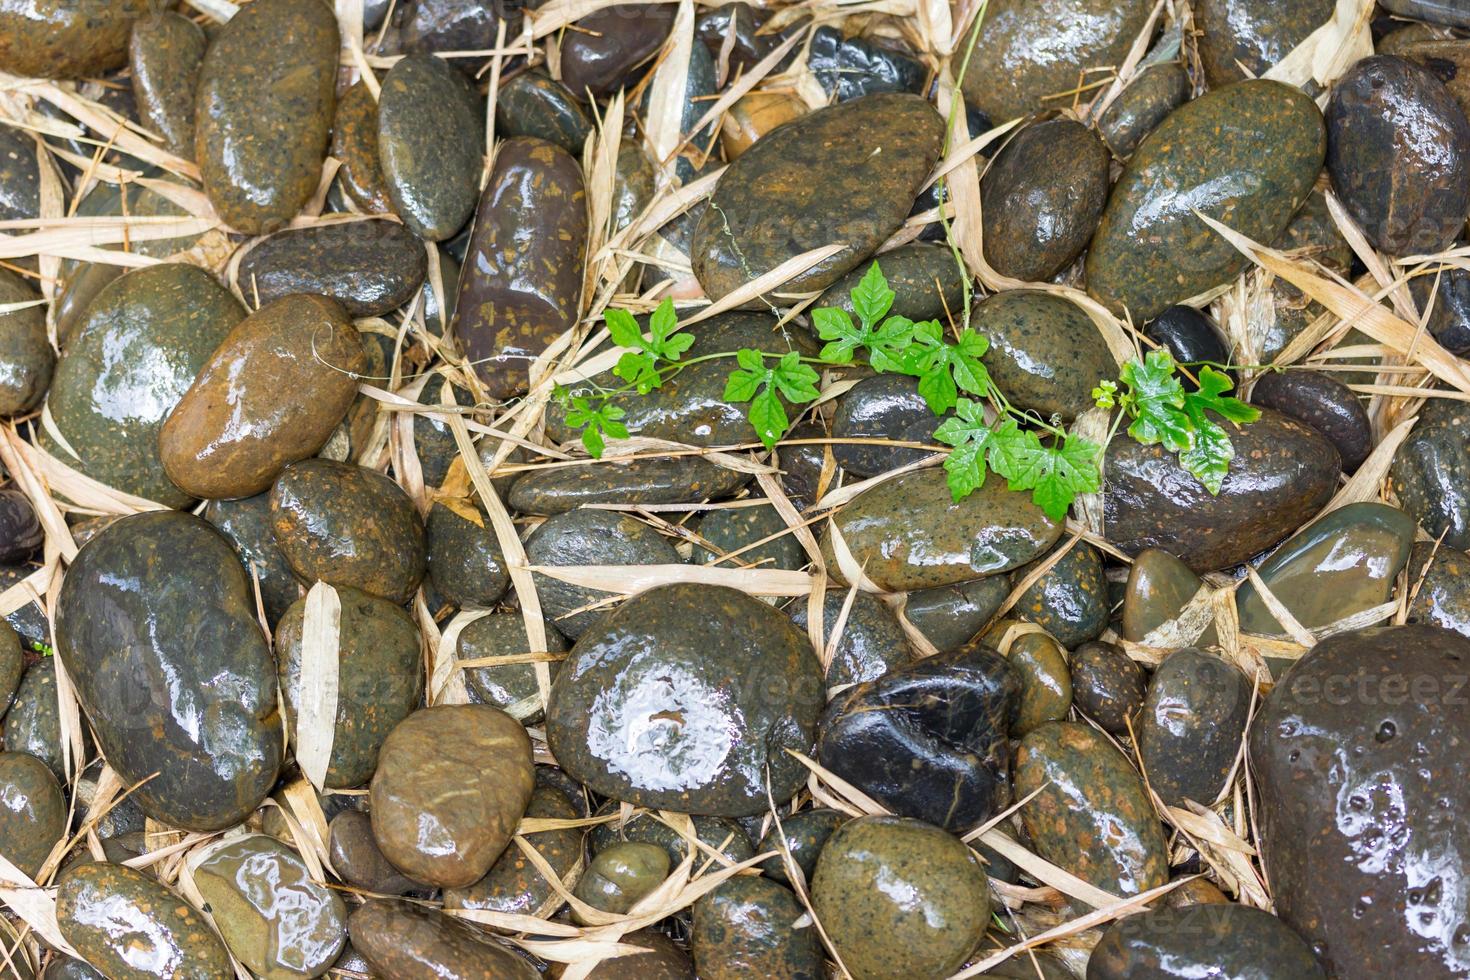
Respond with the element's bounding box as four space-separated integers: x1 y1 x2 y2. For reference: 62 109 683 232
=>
348 901 538 979
443 783 581 917
2 662 65 781
458 614 567 722
1142 306 1232 386
237 221 427 318
573 842 669 921
695 502 805 572
378 53 483 241
128 12 206 159
691 876 824 978
1406 540 1470 636
0 259 52 418
1015 541 1109 647
1196 0 1336 85
830 374 944 479
903 576 1011 651
328 810 419 897
497 70 592 153
1089 903 1326 979
809 26 926 102
0 0 151 79
332 81 393 215
1136 648 1251 806
0 750 64 878
425 500 510 610
1121 548 1213 645
1098 62 1191 159
558 4 676 100
1070 640 1147 735
987 621 1071 735
969 290 1116 421
787 590 915 687
757 808 845 887
203 492 301 628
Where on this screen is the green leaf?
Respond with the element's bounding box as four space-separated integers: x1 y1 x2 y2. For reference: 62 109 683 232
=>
648 297 677 344
999 433 1101 522
659 331 695 360
748 386 789 450
605 307 643 348
724 367 764 403
614 350 661 393
581 423 606 458
1185 365 1259 425
943 442 986 500
851 261 894 327
985 420 1034 484
1119 349 1192 452
948 330 991 398
917 360 959 414
772 351 821 403
1178 407 1234 495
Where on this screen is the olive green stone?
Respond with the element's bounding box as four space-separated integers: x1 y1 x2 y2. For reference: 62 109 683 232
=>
443 785 580 917
1196 0 1336 85
812 815 990 980
1237 502 1415 637
815 243 964 323
1389 396 1470 550
587 807 754 868
1070 640 1147 736
348 901 538 979
509 455 752 515
0 0 151 78
193 835 347 980
787 590 916 687
39 957 98 980
203 492 301 628
0 622 20 716
275 585 422 789
981 119 1110 283
757 807 845 887
1087 80 1326 321
270 459 426 604
56 512 283 831
426 500 510 610
0 124 38 223
57 862 232 980
129 12 205 159
0 751 65 879
573 842 669 922
2 662 64 781
1090 903 1326 980
332 81 393 215
691 877 823 979
459 614 567 722
525 508 682 639
497 70 592 153
546 583 824 816
1015 541 1108 647
195 0 338 233
238 221 427 317
327 810 417 897
960 0 1153 122
1098 63 1191 159
0 267 51 416
1406 540 1470 636
985 620 1070 736
1136 648 1251 807
903 576 1011 651
830 373 948 478
969 290 1116 421
695 502 804 572
1014 721 1168 897
44 263 243 507
378 54 483 241
822 468 1061 592
692 93 944 303
1121 547 1216 645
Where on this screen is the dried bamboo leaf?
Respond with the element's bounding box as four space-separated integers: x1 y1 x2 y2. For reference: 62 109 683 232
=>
296 582 342 792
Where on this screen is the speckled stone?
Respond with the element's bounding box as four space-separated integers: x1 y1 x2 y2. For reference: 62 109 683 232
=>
982 119 1110 283
378 54 483 241
1406 540 1470 636
1087 80 1325 321
960 0 1153 122
160 294 365 500
39 957 100 980
695 502 804 572
640 39 719 184
1015 721 1169 896
692 94 945 303
1015 542 1108 647
0 751 65 878
238 221 427 317
0 267 51 416
194 835 347 980
0 622 20 716
56 513 282 831
2 662 64 781
0 0 151 78
757 807 845 887
443 785 580 917
577 929 694 979
1381 0 1470 26
696 2 782 74
509 456 751 514
573 842 669 922
195 0 338 233
558 4 676 100
452 137 587 399
1 567 47 653
426 500 510 610
812 815 991 980
459 614 567 723
818 641 1020 831
1262 190 1356 363
1196 0 1335 85
329 810 418 896
203 492 301 628
57 862 231 980
0 125 38 223
1098 63 1191 158
613 142 657 233
969 290 1116 422
822 468 1061 592
808 26 925 102
1136 648 1251 806
1412 265 1470 355
830 373 947 479
1251 625 1470 977
497 70 592 153
1390 399 1470 550
1121 548 1213 645
815 243 964 325
128 12 205 159
691 877 823 979
269 459 426 604
587 807 754 868
546 583 824 816
787 590 915 687
1070 641 1147 735
1327 55 1470 257
332 82 393 215
1090 904 1326 979
904 576 1011 651
986 621 1071 735
1105 408 1340 572
349 901 538 979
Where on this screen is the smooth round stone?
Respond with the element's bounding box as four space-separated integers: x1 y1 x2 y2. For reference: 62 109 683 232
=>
443 785 580 917
45 263 243 507
1136 648 1251 807
349 901 538 979
830 374 945 478
2 662 64 780
757 808 845 887
903 576 1012 651
332 81 393 215
776 418 829 511
987 621 1071 736
0 125 38 223
275 585 422 789
409 373 473 490
128 12 205 159
721 91 807 160
509 456 751 514
371 704 534 888
981 119 1110 283
809 26 925 102
1196 0 1335 85
203 492 301 628
160 294 365 500
613 142 657 234
815 243 963 325
787 590 916 687
1143 306 1232 383
573 842 669 922
1121 548 1214 645
696 2 781 73
1015 721 1169 896
695 502 804 572
588 808 754 868
546 582 824 816
818 641 1019 831
56 513 282 830
269 459 426 604
40 958 101 980
0 622 20 714
1406 540 1470 636
1088 80 1325 321
691 877 823 978
497 70 591 153
692 93 945 302
525 508 681 639
0 0 150 78
558 3 676 100
0 267 50 416
1098 63 1191 158
1251 624 1470 976
579 929 694 979
970 290 1116 422
194 835 347 980
822 468 1062 593
238 221 427 318
0 906 37 978
1261 190 1356 363
813 815 990 980
1163 876 1232 909
328 810 418 896
195 0 338 233
1014 542 1108 647
452 137 587 399
426 501 510 610
1 567 47 652
1390 399 1470 550
1385 33 1470 121
58 862 231 979
1089 903 1326 979
1236 502 1415 637
1070 641 1147 735
378 54 482 241
1412 265 1470 355
1105 408 1340 572
961 0 1153 121
395 0 521 55
0 751 64 878
1382 0 1470 26
459 614 567 722
1327 55 1470 257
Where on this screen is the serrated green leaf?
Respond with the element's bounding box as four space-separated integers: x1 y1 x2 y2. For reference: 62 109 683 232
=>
748 386 789 449
581 423 606 458
614 350 661 393
602 415 629 441
917 363 959 414
985 420 1033 483
724 367 764 402
605 308 643 348
851 261 894 327
943 442 986 500
1178 408 1234 494
659 331 694 360
735 348 766 372
1186 365 1259 425
648 297 677 342
772 354 820 403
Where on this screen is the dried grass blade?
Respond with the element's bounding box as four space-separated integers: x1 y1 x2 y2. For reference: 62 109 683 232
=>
296 582 342 791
